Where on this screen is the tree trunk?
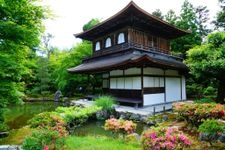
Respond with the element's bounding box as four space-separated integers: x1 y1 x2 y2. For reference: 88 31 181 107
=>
216 79 225 104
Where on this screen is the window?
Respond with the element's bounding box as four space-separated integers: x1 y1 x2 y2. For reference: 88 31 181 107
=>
105 37 112 48
117 32 125 44
95 41 100 51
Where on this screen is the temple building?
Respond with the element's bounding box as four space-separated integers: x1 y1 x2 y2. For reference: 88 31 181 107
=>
68 2 189 107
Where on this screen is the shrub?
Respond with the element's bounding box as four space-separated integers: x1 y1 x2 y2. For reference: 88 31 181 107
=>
55 106 101 126
194 98 215 104
141 127 191 150
104 118 136 134
0 123 8 132
22 129 65 150
198 119 225 144
198 119 225 134
173 102 225 127
95 96 116 110
28 112 66 128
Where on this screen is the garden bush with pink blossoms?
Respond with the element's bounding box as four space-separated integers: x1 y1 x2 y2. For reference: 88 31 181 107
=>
104 118 136 134
173 102 225 127
141 127 191 150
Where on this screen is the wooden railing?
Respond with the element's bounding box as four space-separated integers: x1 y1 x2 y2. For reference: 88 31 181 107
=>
83 42 183 62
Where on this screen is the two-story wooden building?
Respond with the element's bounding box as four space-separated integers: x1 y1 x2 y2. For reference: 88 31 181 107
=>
68 2 189 107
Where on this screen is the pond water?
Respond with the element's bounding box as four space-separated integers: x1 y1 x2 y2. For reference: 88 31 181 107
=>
4 102 150 137
72 120 150 136
4 102 62 129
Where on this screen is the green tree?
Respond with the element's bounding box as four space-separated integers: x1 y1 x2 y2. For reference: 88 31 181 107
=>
195 6 211 38
165 10 178 25
186 32 225 103
36 57 51 96
171 0 201 54
53 41 92 96
0 0 47 130
83 18 100 31
152 9 164 20
214 0 225 29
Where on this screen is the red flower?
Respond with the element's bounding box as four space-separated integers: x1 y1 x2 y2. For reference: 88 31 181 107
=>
43 145 49 150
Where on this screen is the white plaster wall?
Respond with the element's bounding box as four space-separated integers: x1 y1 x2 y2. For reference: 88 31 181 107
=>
124 68 141 75
110 70 123 76
160 77 164 87
182 76 186 100
117 78 125 89
143 67 164 75
124 77 133 89
165 77 181 102
143 77 164 87
143 93 165 106
165 70 179 76
110 78 117 89
132 77 141 89
143 77 154 87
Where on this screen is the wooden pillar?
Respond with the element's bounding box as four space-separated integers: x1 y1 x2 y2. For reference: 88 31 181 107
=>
164 69 166 103
180 75 183 101
141 66 144 105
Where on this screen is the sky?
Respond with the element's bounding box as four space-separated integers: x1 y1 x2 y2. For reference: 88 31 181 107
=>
41 0 220 49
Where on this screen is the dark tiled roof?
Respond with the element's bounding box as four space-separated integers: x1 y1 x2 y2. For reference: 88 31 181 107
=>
67 50 188 73
75 2 190 41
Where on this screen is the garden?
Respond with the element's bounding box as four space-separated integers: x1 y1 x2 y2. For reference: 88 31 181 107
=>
1 96 225 150
1 0 225 149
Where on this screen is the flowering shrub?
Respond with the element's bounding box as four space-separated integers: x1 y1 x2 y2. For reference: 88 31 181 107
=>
173 102 225 127
22 129 65 150
28 112 66 128
141 127 191 150
104 118 136 134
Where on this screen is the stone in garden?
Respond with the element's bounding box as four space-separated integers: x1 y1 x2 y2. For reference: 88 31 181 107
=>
130 114 141 121
218 133 225 143
54 90 62 102
162 115 169 121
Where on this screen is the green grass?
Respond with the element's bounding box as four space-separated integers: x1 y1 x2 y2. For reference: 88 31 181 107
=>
94 95 116 110
63 135 140 150
0 126 33 145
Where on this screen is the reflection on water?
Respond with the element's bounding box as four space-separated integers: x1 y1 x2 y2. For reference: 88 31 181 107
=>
4 102 62 129
72 120 150 136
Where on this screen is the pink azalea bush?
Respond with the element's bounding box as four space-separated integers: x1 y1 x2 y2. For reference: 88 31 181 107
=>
173 102 225 127
141 127 191 150
104 118 136 134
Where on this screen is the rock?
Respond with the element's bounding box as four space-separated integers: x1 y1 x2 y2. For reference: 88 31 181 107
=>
0 145 22 150
96 110 109 120
199 133 219 141
0 132 9 138
218 133 225 143
162 115 169 121
129 114 141 121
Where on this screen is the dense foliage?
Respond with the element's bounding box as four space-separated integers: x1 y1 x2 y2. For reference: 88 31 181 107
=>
52 41 92 96
173 102 225 127
0 0 47 130
198 119 225 134
28 112 66 129
23 129 65 150
55 106 101 125
141 127 191 150
186 32 225 103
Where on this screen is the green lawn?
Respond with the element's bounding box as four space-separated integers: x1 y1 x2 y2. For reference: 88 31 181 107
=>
63 135 141 150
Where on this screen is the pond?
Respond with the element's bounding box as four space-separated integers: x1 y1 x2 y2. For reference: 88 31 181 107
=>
4 102 62 129
72 120 149 136
2 102 150 145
